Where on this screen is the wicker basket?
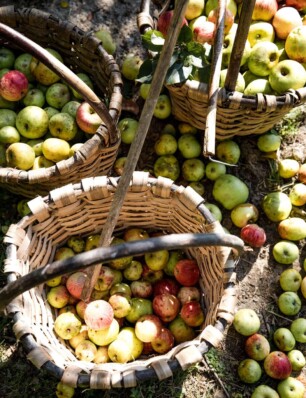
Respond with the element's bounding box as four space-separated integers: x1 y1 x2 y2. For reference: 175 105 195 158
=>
137 0 306 140
1 171 243 390
0 5 123 197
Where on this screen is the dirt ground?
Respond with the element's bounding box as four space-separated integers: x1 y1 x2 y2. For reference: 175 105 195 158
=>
0 1 306 397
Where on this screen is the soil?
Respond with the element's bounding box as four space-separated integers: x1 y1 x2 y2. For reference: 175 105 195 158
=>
0 1 306 398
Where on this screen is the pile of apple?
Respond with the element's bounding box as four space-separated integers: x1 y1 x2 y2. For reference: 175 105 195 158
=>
0 46 104 171
45 228 206 364
154 0 306 96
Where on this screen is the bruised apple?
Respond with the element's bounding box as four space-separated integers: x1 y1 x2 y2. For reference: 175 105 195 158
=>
240 224 267 248
151 327 175 354
174 259 200 286
84 299 114 330
153 293 181 323
180 300 205 327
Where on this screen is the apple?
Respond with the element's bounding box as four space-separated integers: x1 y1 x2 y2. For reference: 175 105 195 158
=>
220 68 245 92
94 265 118 292
273 6 302 41
94 28 116 55
44 106 59 119
74 339 97 362
182 158 206 182
109 237 133 270
123 260 143 281
272 240 299 264
252 0 278 21
286 0 306 10
184 0 205 20
287 349 306 371
279 268 302 292
69 72 93 100
153 94 172 119
88 318 119 346
16 105 49 139
278 158 300 179
30 48 63 85
49 112 78 141
110 282 131 297
65 271 87 299
42 137 71 162
56 381 75 398
141 265 164 284
262 192 292 222
121 53 143 80
269 60 306 94
134 314 163 343
277 377 305 398
205 161 226 180
107 338 133 363
180 300 204 327
240 224 267 248
231 203 259 228
0 70 28 101
289 183 306 206
216 140 240 165
188 181 205 196
243 70 264 87
251 385 280 398
278 217 306 241
22 88 45 107
208 7 234 35
153 154 180 181
222 32 251 67
244 79 273 95
163 250 184 277
178 134 202 159
264 351 292 380
273 328 296 352
117 326 144 360
67 236 85 253
212 174 249 210
285 26 306 63
151 326 175 354
153 278 180 297
118 117 139 145
257 132 281 152
61 100 81 118
54 312 82 340
75 101 103 134
193 20 216 45
154 133 178 156
248 21 275 47
300 276 306 299
46 275 62 287
75 300 87 319
6 142 36 171
84 299 114 330
290 318 306 343
177 286 201 305
248 42 280 77
174 259 200 287
237 358 262 384
205 0 237 18
54 247 75 261
157 10 188 37
139 82 151 100
47 285 70 309
233 308 261 336
125 297 153 323
0 47 15 69
14 52 36 82
45 82 70 109
145 249 169 271
205 203 223 222
93 346 110 364
108 293 132 318
0 109 17 129
298 163 306 183
245 333 270 361
277 291 301 316
169 315 196 343
153 293 181 323
113 156 127 176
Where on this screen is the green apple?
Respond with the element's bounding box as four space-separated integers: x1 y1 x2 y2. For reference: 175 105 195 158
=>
269 60 306 94
212 174 249 210
116 326 143 360
257 132 281 152
88 318 120 346
46 82 71 109
0 109 17 129
94 29 116 55
118 117 139 144
278 158 300 179
153 94 172 119
273 328 296 352
107 338 133 363
55 381 75 398
154 133 177 156
123 260 143 281
32 155 55 170
248 21 275 47
44 106 60 119
278 217 306 241
153 154 180 181
287 349 306 371
22 88 45 107
248 41 280 77
54 311 82 340
272 240 299 264
205 0 237 19
184 0 205 20
49 112 78 141
251 385 279 398
237 358 262 384
139 82 151 100
125 298 153 323
121 54 143 80
205 203 222 222
290 318 306 343
244 79 273 95
145 250 169 271
0 47 15 69
61 100 81 118
70 72 93 100
277 377 305 398
164 250 184 276
289 183 306 206
243 70 263 87
169 315 196 343
6 142 35 170
30 48 63 86
14 52 35 82
188 181 205 196
231 203 259 228
222 32 251 67
74 339 97 362
109 237 133 270
285 26 306 64
0 126 20 145
262 192 292 222
220 68 245 92
277 291 301 316
178 134 202 158
182 158 205 181
42 137 71 162
279 268 302 292
233 308 260 336
16 105 49 139
216 139 240 164
205 161 226 180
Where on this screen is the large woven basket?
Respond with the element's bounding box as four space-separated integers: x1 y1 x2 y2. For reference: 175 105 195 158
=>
137 0 306 140
0 6 123 197
1 171 243 390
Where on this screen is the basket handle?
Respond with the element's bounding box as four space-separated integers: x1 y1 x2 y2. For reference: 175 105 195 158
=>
0 232 243 313
0 22 118 144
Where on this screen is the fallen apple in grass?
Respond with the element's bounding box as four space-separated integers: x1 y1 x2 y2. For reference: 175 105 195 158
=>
277 376 305 398
233 308 261 336
272 240 299 264
278 158 300 179
257 132 281 152
278 217 306 241
245 333 270 361
279 268 302 292
216 139 240 165
262 191 292 222
264 351 292 380
273 327 296 352
287 349 306 371
240 224 267 248
289 183 306 206
277 291 301 316
250 385 279 398
238 358 262 384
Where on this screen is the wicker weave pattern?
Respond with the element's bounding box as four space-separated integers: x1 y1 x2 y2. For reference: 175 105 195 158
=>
3 172 240 389
0 6 123 197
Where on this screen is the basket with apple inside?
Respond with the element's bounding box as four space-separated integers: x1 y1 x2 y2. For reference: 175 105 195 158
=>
0 5 123 197
0 171 243 391
137 0 306 140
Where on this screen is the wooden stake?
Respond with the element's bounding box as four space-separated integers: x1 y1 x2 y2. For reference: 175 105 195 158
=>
80 0 189 302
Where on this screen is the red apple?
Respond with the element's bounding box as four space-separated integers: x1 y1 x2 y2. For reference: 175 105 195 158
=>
177 286 201 305
84 299 114 330
263 351 292 380
240 224 266 248
0 70 28 101
252 0 279 21
153 278 180 297
65 271 87 299
180 301 205 327
193 21 216 45
130 280 153 298
75 101 103 134
157 10 188 37
142 341 154 355
286 0 306 11
151 327 175 354
174 259 200 287
245 333 271 361
153 293 181 323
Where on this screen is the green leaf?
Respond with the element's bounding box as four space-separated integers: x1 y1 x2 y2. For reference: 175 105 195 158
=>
177 25 193 44
184 54 204 69
165 63 192 85
141 30 165 52
136 58 154 83
186 41 206 57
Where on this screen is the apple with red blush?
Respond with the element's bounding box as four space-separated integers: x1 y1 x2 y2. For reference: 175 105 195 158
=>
135 314 163 343
240 224 266 248
157 10 188 37
130 280 153 299
180 301 205 327
263 351 292 380
151 327 175 354
245 333 271 361
286 0 306 11
174 259 200 287
153 293 181 323
153 277 180 297
0 70 28 101
75 101 103 134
